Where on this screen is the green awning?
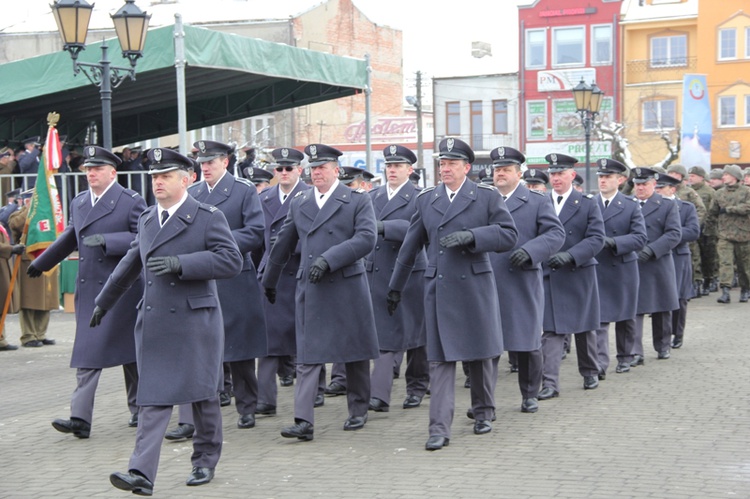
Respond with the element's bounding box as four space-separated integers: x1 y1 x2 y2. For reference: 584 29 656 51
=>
0 24 368 147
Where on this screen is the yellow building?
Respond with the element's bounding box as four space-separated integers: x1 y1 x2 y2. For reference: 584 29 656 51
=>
620 0 698 168
697 1 750 168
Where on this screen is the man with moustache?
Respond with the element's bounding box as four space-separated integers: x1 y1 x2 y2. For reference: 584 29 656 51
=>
488 146 564 414
538 153 605 400
29 146 147 437
388 137 518 450
262 144 379 441
366 145 429 414
630 168 682 365
592 159 647 378
256 147 314 416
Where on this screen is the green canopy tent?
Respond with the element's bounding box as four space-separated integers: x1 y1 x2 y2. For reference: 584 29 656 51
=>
0 23 369 148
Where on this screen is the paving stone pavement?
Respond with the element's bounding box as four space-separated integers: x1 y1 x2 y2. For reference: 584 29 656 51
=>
2 290 750 498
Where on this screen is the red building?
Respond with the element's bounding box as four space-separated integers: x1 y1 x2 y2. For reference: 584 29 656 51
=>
518 0 623 172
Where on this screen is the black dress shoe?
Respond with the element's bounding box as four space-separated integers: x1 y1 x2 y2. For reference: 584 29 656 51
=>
465 408 497 421
343 414 367 431
256 403 277 415
165 423 194 440
238 413 256 429
583 375 599 390
314 394 325 407
52 417 90 438
186 466 215 486
0 344 18 351
41 338 56 345
473 420 492 435
219 391 231 407
281 420 314 441
392 369 400 379
671 337 683 349
630 354 645 367
368 398 389 412
425 436 449 451
110 470 153 496
463 376 471 388
510 364 519 373
128 413 139 427
538 387 559 400
615 362 631 373
657 351 671 360
23 340 42 347
402 394 422 409
279 375 294 387
324 382 346 396
521 398 539 413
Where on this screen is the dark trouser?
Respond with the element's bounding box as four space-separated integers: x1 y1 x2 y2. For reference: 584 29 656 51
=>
633 312 672 356
671 299 688 341
295 361 369 425
699 234 718 281
370 351 397 405
541 331 598 393
277 355 295 378
490 350 541 400
330 362 347 388
129 397 222 484
405 346 429 397
595 319 636 371
222 362 232 394
257 356 280 407
430 360 494 438
393 351 405 376
229 359 258 417
70 362 138 424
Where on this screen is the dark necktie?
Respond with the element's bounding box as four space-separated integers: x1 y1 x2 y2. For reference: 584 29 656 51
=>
502 195 507 201
640 201 645 208
320 194 325 200
93 196 99 205
449 192 456 200
282 193 287 203
161 210 169 226
557 195 563 205
604 199 609 209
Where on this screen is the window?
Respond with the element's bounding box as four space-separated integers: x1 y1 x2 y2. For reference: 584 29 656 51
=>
719 28 736 60
553 26 584 66
642 99 676 130
650 35 687 67
719 96 736 126
493 100 508 134
746 96 750 125
470 101 483 150
746 27 750 58
592 25 612 64
526 29 546 68
446 102 460 135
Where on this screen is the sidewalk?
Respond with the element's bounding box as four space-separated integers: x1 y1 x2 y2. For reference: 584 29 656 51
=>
1 291 749 498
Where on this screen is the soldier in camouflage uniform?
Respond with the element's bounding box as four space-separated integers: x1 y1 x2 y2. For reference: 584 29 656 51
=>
688 166 717 295
707 169 724 291
666 164 706 298
707 164 750 304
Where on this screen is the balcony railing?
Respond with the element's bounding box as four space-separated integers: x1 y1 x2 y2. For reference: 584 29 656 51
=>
626 56 697 74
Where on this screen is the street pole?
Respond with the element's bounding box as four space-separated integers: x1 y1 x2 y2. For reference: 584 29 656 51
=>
99 42 113 150
583 112 591 194
415 70 424 177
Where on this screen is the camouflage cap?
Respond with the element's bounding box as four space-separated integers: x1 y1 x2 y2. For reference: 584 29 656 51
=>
666 163 687 178
723 164 743 181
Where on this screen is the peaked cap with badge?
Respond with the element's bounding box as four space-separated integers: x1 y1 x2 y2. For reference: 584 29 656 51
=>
147 147 194 174
244 166 274 184
523 168 549 185
271 147 305 166
383 144 417 165
339 166 374 184
304 143 343 168
437 137 475 164
545 153 578 172
193 140 234 163
490 146 525 167
632 167 658 183
596 158 628 176
83 145 122 168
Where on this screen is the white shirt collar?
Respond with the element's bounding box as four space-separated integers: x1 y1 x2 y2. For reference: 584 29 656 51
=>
600 191 617 206
91 178 117 205
314 179 340 208
387 179 409 200
445 178 467 201
552 186 573 215
158 191 189 226
501 183 520 200
280 179 299 203
207 170 227 192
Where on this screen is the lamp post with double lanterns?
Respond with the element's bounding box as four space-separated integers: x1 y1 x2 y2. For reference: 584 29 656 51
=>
51 0 150 150
405 70 425 185
572 78 603 193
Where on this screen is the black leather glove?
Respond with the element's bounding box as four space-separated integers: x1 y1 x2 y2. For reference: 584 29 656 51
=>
604 237 617 251
376 221 385 236
308 256 329 284
10 244 25 255
387 289 401 316
439 230 474 248
264 287 276 304
637 246 655 263
509 248 531 268
89 306 107 327
547 251 574 269
719 207 727 214
82 234 106 248
146 256 182 276
26 263 43 278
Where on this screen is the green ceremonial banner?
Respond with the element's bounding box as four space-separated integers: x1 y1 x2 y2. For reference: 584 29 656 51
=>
25 154 62 257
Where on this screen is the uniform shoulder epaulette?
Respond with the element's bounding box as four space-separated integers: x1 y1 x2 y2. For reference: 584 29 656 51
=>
73 190 88 200
259 185 273 195
530 189 545 196
123 188 138 198
294 191 305 198
353 188 366 194
199 204 218 213
417 186 436 197
234 177 254 188
629 196 639 202
478 183 498 192
583 193 594 199
187 181 203 191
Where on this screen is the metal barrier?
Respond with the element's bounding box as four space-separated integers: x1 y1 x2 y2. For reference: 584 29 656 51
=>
0 171 153 224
